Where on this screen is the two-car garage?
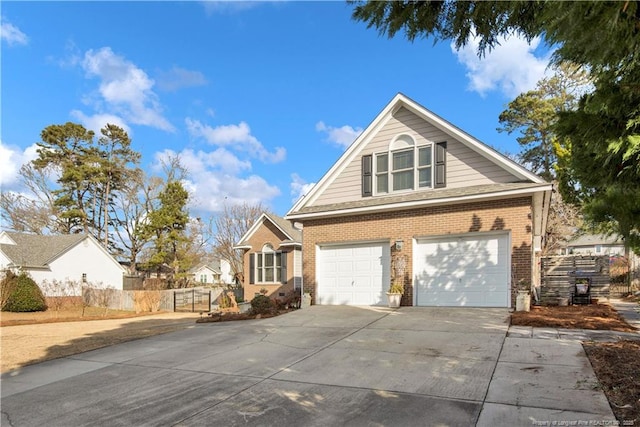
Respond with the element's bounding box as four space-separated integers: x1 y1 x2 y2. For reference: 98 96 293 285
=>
316 233 511 307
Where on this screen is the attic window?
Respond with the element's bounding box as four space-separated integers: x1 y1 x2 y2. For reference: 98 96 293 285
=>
375 135 435 194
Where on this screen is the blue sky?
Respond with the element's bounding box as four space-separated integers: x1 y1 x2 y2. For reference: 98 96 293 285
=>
1 1 552 219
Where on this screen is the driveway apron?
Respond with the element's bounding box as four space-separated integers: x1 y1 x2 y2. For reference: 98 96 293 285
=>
0 306 616 426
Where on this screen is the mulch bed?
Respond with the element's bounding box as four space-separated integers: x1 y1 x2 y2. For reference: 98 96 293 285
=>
583 340 640 425
511 303 637 332
195 309 294 323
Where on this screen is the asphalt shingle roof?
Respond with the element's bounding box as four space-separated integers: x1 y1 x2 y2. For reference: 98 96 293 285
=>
0 232 87 268
294 182 546 215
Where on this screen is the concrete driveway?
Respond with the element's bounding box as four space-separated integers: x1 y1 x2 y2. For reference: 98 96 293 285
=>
1 306 615 426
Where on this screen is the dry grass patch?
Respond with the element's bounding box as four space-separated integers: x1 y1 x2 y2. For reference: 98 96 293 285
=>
0 307 162 326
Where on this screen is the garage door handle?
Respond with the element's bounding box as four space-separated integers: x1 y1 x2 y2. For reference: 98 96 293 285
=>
352 281 354 286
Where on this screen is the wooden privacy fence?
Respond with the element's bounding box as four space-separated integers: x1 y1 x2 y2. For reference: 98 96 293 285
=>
540 255 610 304
83 287 224 313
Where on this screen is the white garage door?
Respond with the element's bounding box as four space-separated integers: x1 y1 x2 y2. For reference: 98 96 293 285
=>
414 233 510 307
317 242 390 305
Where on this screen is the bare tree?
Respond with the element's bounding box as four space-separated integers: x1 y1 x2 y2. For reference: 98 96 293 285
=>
111 171 159 273
544 184 583 255
213 202 268 283
0 164 70 234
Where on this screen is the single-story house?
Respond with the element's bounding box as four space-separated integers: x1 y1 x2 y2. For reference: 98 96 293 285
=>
285 93 552 307
235 213 302 300
0 231 127 291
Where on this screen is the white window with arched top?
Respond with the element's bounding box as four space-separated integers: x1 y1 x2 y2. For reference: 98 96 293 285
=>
374 134 433 194
254 244 285 284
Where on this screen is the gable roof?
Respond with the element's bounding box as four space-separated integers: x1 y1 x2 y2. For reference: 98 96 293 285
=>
567 234 624 247
287 93 549 219
0 231 125 272
190 264 221 275
235 212 302 249
0 232 89 268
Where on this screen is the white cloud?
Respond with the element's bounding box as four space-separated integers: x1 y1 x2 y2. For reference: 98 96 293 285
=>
153 148 280 213
1 18 28 46
290 173 315 204
81 47 175 132
185 118 286 163
316 121 363 149
70 110 131 136
0 142 39 188
452 34 552 98
155 66 208 92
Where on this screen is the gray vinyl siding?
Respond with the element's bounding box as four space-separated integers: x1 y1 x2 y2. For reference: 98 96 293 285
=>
313 107 518 206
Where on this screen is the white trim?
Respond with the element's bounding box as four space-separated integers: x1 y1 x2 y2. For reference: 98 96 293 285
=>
317 238 391 249
233 245 252 250
287 184 553 220
236 213 298 247
279 242 302 248
0 231 17 245
287 93 545 217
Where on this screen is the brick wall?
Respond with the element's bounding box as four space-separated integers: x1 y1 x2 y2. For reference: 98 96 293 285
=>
300 197 533 306
241 220 296 300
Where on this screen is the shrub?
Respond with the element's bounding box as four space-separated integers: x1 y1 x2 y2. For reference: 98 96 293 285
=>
3 272 48 312
250 294 275 315
1 270 18 310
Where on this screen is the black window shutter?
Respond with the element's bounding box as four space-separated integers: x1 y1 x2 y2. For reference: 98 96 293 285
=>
249 253 255 284
362 155 372 197
280 252 287 284
435 142 447 188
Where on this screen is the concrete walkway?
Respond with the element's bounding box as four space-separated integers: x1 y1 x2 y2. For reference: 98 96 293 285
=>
610 298 640 330
1 305 633 426
479 299 639 425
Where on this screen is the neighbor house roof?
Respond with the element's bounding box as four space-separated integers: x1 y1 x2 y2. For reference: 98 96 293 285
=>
0 232 88 269
190 263 221 275
567 234 624 247
235 213 302 249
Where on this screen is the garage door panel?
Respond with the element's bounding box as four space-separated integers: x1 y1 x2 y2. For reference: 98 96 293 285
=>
415 234 510 307
317 242 390 306
337 261 354 273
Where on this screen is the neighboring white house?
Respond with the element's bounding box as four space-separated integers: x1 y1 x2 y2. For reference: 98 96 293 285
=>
190 259 234 285
218 258 234 284
191 264 220 285
561 234 626 256
0 231 126 291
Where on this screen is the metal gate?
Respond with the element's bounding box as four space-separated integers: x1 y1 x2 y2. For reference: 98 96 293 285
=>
174 288 211 312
